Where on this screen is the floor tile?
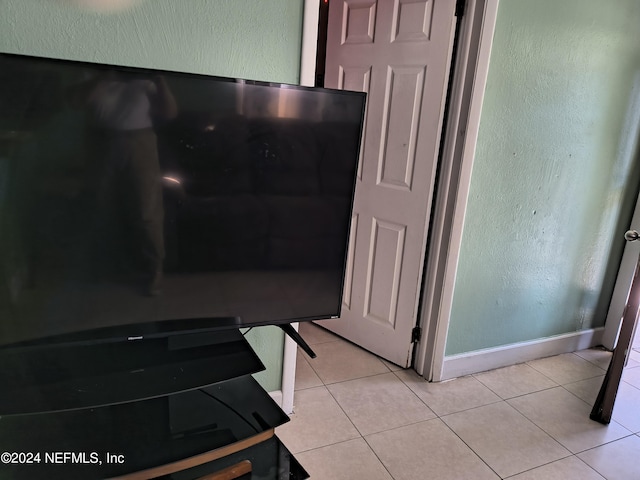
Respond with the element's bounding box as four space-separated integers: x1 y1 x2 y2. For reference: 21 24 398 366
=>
442 402 570 478
506 456 605 480
366 418 499 480
611 382 640 433
295 438 392 480
574 348 612 370
474 363 557 399
629 347 640 364
276 386 360 454
287 328 640 479
622 365 640 389
527 353 606 385
304 340 389 385
381 358 403 371
396 369 501 416
578 435 640 479
507 387 631 453
298 321 340 345
563 375 605 404
294 350 323 391
327 372 436 436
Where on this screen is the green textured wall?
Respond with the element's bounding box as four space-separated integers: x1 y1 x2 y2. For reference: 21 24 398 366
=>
0 0 302 84
446 0 640 356
0 0 305 391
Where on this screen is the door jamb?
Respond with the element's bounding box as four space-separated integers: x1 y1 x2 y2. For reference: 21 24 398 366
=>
414 0 500 381
281 0 321 414
294 0 501 385
300 0 321 88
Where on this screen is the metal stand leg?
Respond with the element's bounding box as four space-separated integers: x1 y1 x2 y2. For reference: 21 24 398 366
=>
279 324 317 359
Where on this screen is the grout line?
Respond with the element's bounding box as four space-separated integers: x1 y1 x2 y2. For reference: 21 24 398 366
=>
573 432 638 454
360 434 405 480
318 369 394 386
397 374 575 476
387 370 439 417
471 368 561 402
390 369 503 417
500 455 605 480
290 436 362 456
298 341 394 383
387 368 572 478
314 377 398 479
524 364 607 387
559 383 599 407
437 415 506 479
290 335 640 478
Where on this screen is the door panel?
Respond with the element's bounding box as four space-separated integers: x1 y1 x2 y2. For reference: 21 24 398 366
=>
365 218 405 327
321 0 457 366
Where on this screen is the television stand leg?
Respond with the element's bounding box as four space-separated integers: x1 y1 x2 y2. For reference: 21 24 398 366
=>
279 324 316 359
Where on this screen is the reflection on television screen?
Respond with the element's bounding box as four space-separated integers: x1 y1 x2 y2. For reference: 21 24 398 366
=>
0 54 366 346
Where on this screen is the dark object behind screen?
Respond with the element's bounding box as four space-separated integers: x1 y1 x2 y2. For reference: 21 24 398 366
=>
0 53 366 348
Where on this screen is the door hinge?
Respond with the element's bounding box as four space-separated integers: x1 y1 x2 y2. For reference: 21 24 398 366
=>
455 0 466 17
411 326 422 343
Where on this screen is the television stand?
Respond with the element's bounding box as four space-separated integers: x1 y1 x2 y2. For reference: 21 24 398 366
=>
279 323 316 358
0 328 308 480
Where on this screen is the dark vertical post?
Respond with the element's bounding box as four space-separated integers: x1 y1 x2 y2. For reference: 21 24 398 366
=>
591 254 640 424
315 0 330 87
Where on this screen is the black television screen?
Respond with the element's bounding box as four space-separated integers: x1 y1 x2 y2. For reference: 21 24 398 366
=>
0 53 365 348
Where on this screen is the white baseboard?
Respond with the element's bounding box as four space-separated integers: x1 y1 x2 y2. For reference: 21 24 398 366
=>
439 327 605 381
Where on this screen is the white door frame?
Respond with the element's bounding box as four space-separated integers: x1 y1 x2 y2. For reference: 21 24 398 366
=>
414 0 500 381
287 0 500 392
414 0 640 380
292 0 637 386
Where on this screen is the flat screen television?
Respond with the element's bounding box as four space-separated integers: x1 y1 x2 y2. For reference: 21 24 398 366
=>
0 53 366 350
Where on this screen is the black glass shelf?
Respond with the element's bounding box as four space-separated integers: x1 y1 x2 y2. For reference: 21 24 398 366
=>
0 329 264 415
0 375 304 479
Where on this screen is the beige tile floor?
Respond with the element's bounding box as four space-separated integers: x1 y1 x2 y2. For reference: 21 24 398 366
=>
277 322 640 479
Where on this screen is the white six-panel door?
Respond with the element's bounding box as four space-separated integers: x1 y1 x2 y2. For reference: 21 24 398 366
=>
321 0 457 366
